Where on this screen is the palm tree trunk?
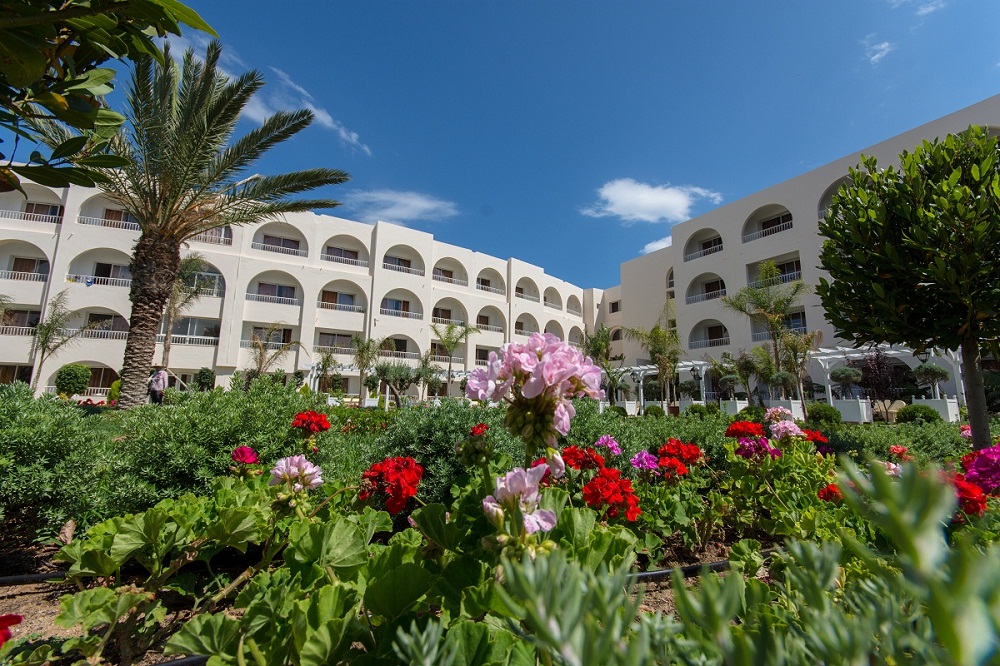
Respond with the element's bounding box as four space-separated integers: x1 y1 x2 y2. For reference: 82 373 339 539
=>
962 337 992 450
161 310 174 368
445 359 453 397
118 235 181 408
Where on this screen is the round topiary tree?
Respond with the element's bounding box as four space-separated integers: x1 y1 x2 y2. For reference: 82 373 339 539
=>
643 405 665 419
912 363 951 398
807 402 842 427
895 403 942 424
830 367 862 399
55 363 92 397
196 367 216 391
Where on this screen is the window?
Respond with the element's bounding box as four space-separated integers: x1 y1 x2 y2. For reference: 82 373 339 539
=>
514 321 526 334
431 342 447 357
11 257 48 274
164 317 220 337
262 235 300 251
258 283 296 300
477 278 491 289
188 271 223 293
390 338 408 353
610 329 622 341
89 367 118 389
433 267 453 280
24 202 63 219
476 348 492 362
701 237 723 252
200 226 233 242
94 263 131 279
477 314 490 327
515 286 524 296
776 259 802 276
0 365 33 384
252 327 292 344
381 298 409 313
3 310 40 327
103 208 137 224
384 255 411 269
703 279 724 294
707 325 726 340
760 212 792 232
87 313 129 332
326 246 358 260
318 332 353 349
432 307 452 321
784 312 807 330
666 271 674 289
321 290 356 306
609 300 621 314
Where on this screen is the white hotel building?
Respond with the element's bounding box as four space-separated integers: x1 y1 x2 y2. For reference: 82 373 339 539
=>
1 94 998 399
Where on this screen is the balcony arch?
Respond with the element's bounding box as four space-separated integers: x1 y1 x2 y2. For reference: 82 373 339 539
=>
431 257 469 286
818 176 852 221
475 268 506 296
747 252 802 288
381 334 421 361
566 295 582 316
46 362 119 397
742 204 793 243
514 313 539 336
66 248 133 287
321 233 370 268
0 183 63 225
251 222 308 258
189 225 233 246
689 320 730 350
318 278 367 313
544 320 564 339
382 244 425 276
0 239 50 282
514 277 540 303
186 259 226 298
683 229 723 262
77 193 140 231
245 270 303 306
568 326 584 347
685 272 727 305
610 328 623 342
542 287 562 310
475 306 506 333
666 268 675 300
74 306 130 341
379 288 423 320
431 297 468 326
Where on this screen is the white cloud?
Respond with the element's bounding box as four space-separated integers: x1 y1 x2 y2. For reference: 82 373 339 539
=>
916 1 946 16
862 34 896 65
640 236 673 255
581 178 722 224
343 189 459 225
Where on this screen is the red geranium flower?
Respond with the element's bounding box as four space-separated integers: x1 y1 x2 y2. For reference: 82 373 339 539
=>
658 456 689 478
231 446 259 465
802 429 828 445
470 423 489 437
817 483 843 503
725 421 765 438
582 468 641 521
531 457 554 486
561 445 605 470
0 614 21 649
658 438 703 465
962 450 982 473
953 473 987 517
359 456 424 515
291 410 331 434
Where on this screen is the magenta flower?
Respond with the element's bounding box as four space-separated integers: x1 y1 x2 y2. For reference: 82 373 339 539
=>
269 455 323 493
232 446 258 465
595 435 622 456
965 444 1000 493
630 450 659 471
735 437 782 460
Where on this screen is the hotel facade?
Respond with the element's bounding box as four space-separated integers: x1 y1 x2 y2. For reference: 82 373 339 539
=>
2 94 999 399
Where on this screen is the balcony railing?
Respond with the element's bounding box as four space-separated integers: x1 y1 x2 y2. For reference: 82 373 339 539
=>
432 274 468 286
477 323 503 333
240 339 294 350
752 326 806 342
317 301 364 313
190 231 233 246
742 219 793 243
196 285 225 298
432 316 466 326
78 215 141 231
251 241 307 257
685 288 727 305
45 386 110 396
67 274 131 288
155 334 220 346
476 359 490 366
683 242 724 262
749 270 802 288
476 283 506 295
313 345 355 356
689 336 731 349
69 328 129 341
514 329 537 337
567 308 582 317
0 326 35 336
0 270 47 282
320 253 368 267
431 354 463 364
246 292 301 306
0 209 62 225
515 292 539 303
543 300 562 310
380 308 422 320
378 348 420 360
382 262 425 276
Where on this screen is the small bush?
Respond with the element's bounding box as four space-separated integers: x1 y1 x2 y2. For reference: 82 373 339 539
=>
807 402 843 427
108 380 121 403
643 405 665 419
196 367 216 391
705 402 720 415
685 404 709 419
55 363 91 396
737 405 766 423
607 405 628 418
896 403 942 424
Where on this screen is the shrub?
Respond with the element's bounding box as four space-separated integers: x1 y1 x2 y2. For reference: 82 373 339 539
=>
807 402 843 427
737 405 766 423
107 380 121 403
607 405 628 418
196 367 216 391
55 363 91 396
705 401 720 415
896 403 942 424
685 404 709 419
643 405 665 419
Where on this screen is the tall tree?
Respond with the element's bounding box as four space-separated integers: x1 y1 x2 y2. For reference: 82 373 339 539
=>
780 329 822 416
582 324 628 406
159 254 207 368
351 333 384 403
721 260 808 398
818 126 1000 448
624 305 681 404
430 321 478 397
98 41 349 407
243 324 300 386
374 361 418 409
28 290 107 390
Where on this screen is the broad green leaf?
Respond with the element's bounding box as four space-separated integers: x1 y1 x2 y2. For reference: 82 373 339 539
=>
56 588 149 632
164 613 241 662
411 503 467 551
363 562 436 621
551 506 597 551
285 518 368 576
443 621 519 666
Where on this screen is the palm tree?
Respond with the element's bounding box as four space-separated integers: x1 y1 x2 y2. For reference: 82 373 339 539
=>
0 294 12 322
721 260 808 398
780 329 823 415
28 290 109 391
244 323 301 386
430 321 478 397
351 333 384 403
160 254 208 368
623 304 681 405
99 41 349 407
582 324 627 405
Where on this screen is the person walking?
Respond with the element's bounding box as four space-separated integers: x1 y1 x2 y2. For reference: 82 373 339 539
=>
149 366 168 404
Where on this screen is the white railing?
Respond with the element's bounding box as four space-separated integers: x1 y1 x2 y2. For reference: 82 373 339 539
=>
155 334 220 346
0 209 62 225
567 308 582 317
431 354 463 364
317 301 364 313
742 219 793 243
752 326 806 342
478 323 503 333
240 339 290 350
190 231 233 246
382 262 425 276
313 345 355 356
476 283 506 295
432 274 468 286
67 274 131 288
432 316 466 326
380 308 422 320
685 288 727 305
0 326 34 336
0 270 47 282
196 286 225 298
246 292 301 306
378 348 420 359
684 242 724 262
67 328 128 341
689 336 731 349
78 215 140 231
320 253 368 267
514 329 537 337
476 359 489 366
515 292 540 303
568 341 582 349
749 270 802 288
543 300 562 310
251 241 307 257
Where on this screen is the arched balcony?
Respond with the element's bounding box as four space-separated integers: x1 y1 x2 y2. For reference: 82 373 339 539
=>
742 204 793 243
189 225 233 246
689 320 730 350
683 229 723 262
321 233 370 268
543 287 563 311
76 193 140 231
0 239 49 284
380 335 421 360
66 249 132 288
514 313 539 336
379 288 423 320
567 295 583 317
431 297 468 326
544 320 564 339
818 176 852 222
685 273 727 305
318 279 367 314
382 244 425 277
187 260 226 298
0 184 63 226
432 257 469 287
568 326 584 348
72 307 130 341
45 362 119 397
747 252 802 288
251 222 308 257
514 277 540 303
245 270 303 306
476 268 506 296
666 269 675 301
475 306 506 334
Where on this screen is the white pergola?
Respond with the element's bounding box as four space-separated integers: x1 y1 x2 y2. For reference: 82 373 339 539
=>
619 360 711 405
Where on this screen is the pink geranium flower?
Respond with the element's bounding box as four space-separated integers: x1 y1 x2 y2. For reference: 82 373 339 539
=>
269 455 323 493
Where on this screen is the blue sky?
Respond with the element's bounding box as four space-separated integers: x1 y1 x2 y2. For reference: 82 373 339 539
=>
75 2 1000 287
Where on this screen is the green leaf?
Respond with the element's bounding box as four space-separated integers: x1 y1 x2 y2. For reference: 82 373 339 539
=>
75 154 130 168
56 588 149 632
363 562 436 621
443 621 520 666
0 32 47 87
551 506 597 551
576 526 637 573
49 135 90 161
285 518 368 577
164 613 241 662
204 506 261 552
410 503 467 552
